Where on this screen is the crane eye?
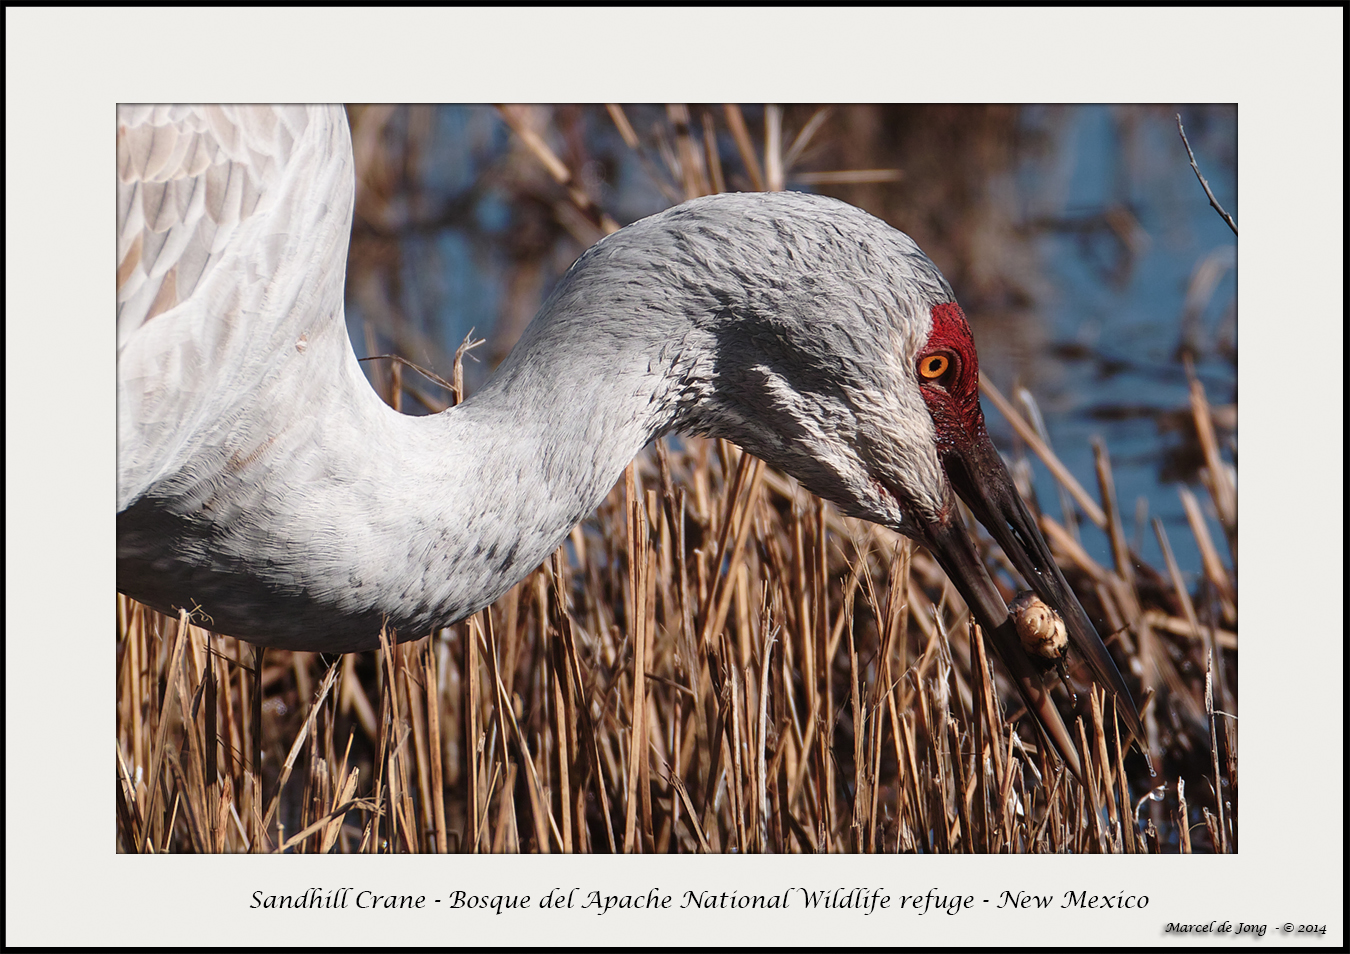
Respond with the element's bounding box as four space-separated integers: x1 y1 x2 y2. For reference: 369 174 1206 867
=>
918 353 951 381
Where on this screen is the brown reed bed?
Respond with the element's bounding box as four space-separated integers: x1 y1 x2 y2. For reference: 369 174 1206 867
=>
115 105 1236 854
115 366 1236 855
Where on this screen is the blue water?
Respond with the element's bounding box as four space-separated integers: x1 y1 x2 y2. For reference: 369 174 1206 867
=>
1004 105 1236 578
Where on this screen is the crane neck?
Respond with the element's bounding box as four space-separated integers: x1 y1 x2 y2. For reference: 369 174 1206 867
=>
118 274 705 651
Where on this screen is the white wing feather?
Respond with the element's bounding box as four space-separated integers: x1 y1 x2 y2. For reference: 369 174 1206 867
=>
116 104 354 510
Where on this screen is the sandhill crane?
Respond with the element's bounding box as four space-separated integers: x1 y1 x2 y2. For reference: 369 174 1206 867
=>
116 104 1143 774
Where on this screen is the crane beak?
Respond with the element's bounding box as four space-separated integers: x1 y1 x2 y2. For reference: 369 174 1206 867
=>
909 432 1145 778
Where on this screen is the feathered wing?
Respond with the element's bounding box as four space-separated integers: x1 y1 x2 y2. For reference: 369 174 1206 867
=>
117 104 310 344
116 105 354 510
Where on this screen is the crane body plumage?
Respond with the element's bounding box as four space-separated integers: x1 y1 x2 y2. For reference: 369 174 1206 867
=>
117 105 951 651
117 105 1144 769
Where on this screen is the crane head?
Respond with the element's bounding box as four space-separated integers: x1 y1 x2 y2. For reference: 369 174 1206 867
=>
888 298 1145 777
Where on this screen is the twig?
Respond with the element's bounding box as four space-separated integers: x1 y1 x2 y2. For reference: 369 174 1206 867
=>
1176 114 1237 236
358 353 460 396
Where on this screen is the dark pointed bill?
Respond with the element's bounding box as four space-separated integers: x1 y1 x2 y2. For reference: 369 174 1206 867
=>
908 431 1145 778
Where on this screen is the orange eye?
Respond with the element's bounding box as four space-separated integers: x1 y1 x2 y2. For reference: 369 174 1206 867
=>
918 353 950 380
